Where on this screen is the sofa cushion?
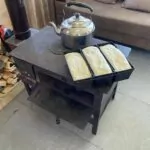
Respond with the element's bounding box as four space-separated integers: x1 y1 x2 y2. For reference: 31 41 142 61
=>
95 0 117 4
65 0 150 40
123 0 150 13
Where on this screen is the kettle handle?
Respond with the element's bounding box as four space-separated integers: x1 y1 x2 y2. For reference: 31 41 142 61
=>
65 1 93 13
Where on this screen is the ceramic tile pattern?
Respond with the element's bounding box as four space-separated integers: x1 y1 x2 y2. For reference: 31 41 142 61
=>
0 49 150 150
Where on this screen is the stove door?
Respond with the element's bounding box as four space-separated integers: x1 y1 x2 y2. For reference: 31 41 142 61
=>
14 58 37 85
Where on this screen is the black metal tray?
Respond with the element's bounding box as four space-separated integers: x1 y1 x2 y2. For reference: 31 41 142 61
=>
64 48 115 87
80 48 115 86
97 43 134 82
113 63 134 82
64 42 134 86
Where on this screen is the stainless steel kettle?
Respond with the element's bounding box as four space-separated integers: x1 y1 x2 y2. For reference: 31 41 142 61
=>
49 1 95 50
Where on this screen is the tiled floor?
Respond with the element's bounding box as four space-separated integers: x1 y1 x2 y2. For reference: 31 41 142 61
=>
0 49 150 150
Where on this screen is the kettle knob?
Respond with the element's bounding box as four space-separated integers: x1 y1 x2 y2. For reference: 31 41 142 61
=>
75 13 80 19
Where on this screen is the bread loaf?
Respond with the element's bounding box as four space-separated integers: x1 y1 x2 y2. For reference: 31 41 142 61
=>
65 52 92 81
100 44 131 71
82 46 112 76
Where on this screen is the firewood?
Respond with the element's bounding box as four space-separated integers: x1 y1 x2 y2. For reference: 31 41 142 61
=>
0 74 3 79
5 61 14 69
1 56 9 63
2 72 14 80
1 85 13 94
0 79 7 87
14 70 20 76
4 66 16 72
12 73 17 79
7 77 18 85
9 57 15 63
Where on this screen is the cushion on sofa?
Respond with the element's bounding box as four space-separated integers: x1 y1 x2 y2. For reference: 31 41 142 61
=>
123 0 150 13
63 0 150 40
95 0 117 4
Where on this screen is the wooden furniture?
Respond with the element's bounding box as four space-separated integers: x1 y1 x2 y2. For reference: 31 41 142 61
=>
54 0 150 50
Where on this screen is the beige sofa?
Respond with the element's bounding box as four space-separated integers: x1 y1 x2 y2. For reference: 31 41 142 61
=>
54 0 150 50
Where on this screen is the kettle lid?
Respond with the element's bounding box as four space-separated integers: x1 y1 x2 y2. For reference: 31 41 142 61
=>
61 13 95 32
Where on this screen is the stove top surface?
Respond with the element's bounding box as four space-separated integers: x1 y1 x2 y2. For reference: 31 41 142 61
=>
11 26 102 81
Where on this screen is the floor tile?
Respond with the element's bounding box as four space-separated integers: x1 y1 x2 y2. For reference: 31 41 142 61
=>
117 49 150 104
0 98 98 150
0 49 150 150
61 92 150 150
0 97 26 130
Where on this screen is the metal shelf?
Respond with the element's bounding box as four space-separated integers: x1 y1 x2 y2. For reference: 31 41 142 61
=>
28 85 93 129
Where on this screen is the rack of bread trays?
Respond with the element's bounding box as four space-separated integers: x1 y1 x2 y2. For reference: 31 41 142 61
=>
0 50 20 97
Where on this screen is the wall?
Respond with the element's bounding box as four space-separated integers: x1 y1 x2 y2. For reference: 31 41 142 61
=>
0 0 55 29
0 0 11 28
24 0 55 28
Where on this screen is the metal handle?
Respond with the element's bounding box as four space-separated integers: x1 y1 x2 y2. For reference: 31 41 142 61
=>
63 1 93 21
65 1 93 12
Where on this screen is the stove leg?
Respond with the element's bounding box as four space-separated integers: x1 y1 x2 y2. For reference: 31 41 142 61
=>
112 83 118 100
92 94 102 135
56 117 60 125
92 112 100 135
24 83 32 96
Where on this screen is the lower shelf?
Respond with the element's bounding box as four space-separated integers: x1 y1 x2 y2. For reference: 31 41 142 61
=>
27 82 117 131
28 85 93 129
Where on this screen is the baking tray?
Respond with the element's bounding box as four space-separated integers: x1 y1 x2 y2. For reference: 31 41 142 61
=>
64 42 134 86
113 63 134 82
64 47 115 87
97 43 134 82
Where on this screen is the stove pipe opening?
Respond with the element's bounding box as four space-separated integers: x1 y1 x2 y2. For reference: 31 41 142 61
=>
5 0 31 40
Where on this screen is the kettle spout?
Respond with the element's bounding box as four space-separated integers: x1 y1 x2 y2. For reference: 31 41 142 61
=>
49 22 61 35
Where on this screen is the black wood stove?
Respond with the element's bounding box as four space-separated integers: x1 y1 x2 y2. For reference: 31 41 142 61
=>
11 26 131 135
